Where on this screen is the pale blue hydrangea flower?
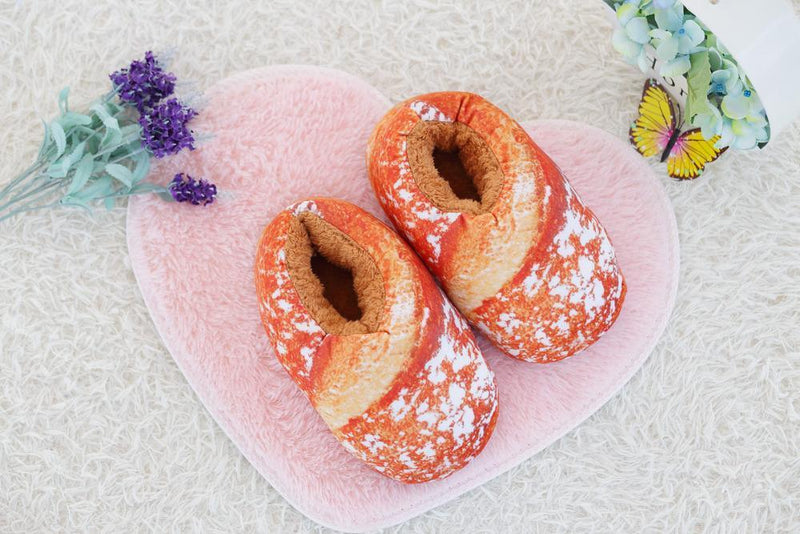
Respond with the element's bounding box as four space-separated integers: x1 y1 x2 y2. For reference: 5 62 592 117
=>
695 86 768 149
708 60 740 95
652 0 678 8
692 103 724 140
648 4 706 77
722 85 766 125
717 114 769 150
612 2 652 73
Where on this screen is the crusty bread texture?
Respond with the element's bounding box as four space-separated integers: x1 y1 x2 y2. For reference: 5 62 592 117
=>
368 92 627 363
254 198 499 483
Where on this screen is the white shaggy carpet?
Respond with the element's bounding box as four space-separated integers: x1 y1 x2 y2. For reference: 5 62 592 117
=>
1 0 799 532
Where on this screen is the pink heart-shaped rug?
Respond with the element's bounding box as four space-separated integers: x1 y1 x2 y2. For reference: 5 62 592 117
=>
127 65 679 532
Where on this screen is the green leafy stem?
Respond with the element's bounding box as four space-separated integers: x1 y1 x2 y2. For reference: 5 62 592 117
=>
0 88 169 223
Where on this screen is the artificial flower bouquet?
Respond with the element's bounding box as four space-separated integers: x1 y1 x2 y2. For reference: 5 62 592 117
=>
0 52 216 224
606 0 770 151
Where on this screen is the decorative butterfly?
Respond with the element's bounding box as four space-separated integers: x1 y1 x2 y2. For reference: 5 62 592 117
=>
629 79 727 180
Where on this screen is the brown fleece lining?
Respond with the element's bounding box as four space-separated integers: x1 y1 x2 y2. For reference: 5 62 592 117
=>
406 121 503 215
284 212 385 336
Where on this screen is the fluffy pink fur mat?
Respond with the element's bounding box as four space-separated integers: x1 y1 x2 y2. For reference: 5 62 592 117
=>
127 66 679 532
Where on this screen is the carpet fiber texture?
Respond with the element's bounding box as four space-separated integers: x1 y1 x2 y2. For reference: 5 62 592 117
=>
1 1 799 532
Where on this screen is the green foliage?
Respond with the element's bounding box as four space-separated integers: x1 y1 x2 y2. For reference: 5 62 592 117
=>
685 51 711 123
51 121 67 157
0 85 171 223
104 163 133 188
66 154 94 195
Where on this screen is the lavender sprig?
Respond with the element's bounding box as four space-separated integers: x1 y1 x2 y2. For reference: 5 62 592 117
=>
139 98 198 158
110 51 176 112
0 51 210 223
169 173 217 205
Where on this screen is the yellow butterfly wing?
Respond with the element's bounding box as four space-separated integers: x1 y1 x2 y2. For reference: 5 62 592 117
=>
666 129 727 180
630 79 676 158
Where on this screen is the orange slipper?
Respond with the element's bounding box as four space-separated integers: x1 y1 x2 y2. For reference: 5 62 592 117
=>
367 92 626 363
254 197 498 483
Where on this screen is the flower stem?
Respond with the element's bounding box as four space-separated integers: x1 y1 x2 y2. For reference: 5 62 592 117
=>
102 89 118 104
92 137 144 161
0 161 44 199
0 179 63 214
106 147 147 166
5 172 51 201
0 200 62 223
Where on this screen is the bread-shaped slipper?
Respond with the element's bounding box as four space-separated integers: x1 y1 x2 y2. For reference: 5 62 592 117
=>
367 92 626 363
254 198 499 483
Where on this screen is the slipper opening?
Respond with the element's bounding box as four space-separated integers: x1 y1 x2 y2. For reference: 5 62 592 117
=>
285 212 385 336
406 121 503 215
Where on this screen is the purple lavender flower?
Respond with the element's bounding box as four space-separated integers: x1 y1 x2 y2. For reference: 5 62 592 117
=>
139 98 198 158
169 173 217 206
109 51 176 112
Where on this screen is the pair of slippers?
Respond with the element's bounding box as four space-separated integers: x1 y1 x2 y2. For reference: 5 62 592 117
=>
254 92 626 483
128 66 678 530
